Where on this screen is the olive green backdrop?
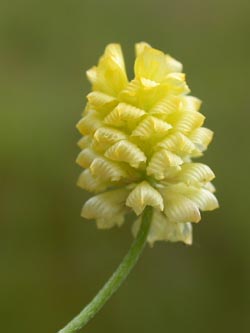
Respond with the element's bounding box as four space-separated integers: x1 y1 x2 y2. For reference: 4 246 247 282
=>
1 0 249 332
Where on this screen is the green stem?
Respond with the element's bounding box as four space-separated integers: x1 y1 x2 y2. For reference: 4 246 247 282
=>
58 206 153 333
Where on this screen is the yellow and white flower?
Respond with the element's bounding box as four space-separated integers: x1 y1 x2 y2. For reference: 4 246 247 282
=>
76 42 219 245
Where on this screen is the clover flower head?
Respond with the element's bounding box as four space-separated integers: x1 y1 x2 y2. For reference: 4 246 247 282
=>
76 42 219 246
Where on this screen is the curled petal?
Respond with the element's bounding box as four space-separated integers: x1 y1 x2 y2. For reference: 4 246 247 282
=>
104 102 145 128
77 136 92 149
147 149 183 180
204 182 216 193
184 188 219 211
82 188 129 229
105 140 146 168
163 183 219 212
189 127 214 151
93 127 127 151
90 157 127 181
179 96 202 112
160 189 201 223
165 54 183 73
87 44 128 96
135 44 170 82
87 91 118 112
169 110 205 134
164 73 190 95
175 163 215 185
76 112 102 135
131 116 172 139
149 96 180 117
76 148 99 168
77 169 108 193
157 132 197 156
126 181 164 215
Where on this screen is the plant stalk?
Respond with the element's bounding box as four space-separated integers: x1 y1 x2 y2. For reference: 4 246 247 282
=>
58 206 153 333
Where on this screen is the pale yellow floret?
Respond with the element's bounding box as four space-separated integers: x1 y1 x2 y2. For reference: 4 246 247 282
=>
87 44 128 96
93 127 128 152
82 188 129 229
164 73 190 95
131 115 172 139
132 210 192 246
179 96 202 112
183 187 219 211
160 189 201 223
76 42 218 245
174 163 215 185
76 112 102 135
126 181 164 215
188 127 214 151
77 169 108 193
76 148 99 168
90 157 127 181
156 132 198 156
149 95 180 117
147 150 183 180
77 136 92 149
87 91 118 112
104 140 146 168
169 110 205 133
104 102 146 128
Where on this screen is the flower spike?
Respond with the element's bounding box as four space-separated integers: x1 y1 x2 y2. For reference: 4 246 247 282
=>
77 42 218 246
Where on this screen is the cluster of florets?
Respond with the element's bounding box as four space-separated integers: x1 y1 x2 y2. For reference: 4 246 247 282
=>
76 42 218 245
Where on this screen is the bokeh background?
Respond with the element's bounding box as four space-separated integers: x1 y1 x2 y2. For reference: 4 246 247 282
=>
1 0 250 332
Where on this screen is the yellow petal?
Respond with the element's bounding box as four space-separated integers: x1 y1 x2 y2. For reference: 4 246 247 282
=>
175 163 215 185
189 127 214 151
104 102 146 128
160 189 201 223
93 127 127 151
165 54 183 73
77 169 108 193
76 111 102 136
204 182 216 193
134 45 169 82
87 44 128 96
76 148 99 168
168 110 205 134
81 188 129 229
105 140 146 168
164 183 219 211
147 149 183 180
140 77 160 88
157 132 197 156
135 42 151 57
179 96 202 112
131 116 172 139
90 157 127 181
149 95 180 117
126 181 164 215
77 136 92 149
119 78 169 111
184 187 219 211
87 91 118 113
164 73 190 95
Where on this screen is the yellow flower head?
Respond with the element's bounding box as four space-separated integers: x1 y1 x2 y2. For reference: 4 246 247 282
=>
76 42 219 246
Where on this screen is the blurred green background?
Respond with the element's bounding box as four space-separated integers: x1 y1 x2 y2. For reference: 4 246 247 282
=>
1 0 249 332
